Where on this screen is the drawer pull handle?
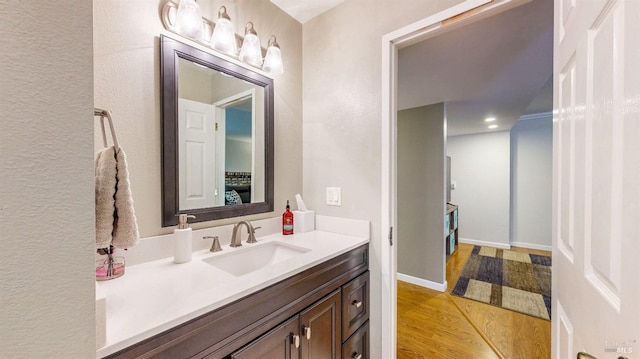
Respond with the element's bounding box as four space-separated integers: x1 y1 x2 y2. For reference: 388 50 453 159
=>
351 300 363 308
303 326 311 339
351 352 362 359
292 334 300 348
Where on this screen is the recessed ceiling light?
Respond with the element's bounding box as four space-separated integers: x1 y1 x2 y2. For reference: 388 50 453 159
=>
485 117 496 122
488 124 498 129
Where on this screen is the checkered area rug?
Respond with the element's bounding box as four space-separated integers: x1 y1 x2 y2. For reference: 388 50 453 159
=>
451 246 552 320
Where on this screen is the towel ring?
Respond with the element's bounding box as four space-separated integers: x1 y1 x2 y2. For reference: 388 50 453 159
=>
94 108 120 153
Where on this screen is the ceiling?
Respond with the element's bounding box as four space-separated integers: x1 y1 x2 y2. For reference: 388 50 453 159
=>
270 0 553 136
398 0 553 136
270 0 344 23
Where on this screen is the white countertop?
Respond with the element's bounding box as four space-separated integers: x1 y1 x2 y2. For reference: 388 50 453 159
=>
96 230 369 358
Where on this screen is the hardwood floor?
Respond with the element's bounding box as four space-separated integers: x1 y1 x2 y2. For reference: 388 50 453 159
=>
397 243 552 359
397 280 500 359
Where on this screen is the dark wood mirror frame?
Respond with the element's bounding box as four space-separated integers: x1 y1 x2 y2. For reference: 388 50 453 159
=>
160 35 274 227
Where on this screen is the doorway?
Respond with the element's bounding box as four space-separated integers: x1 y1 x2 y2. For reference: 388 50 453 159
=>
380 0 535 357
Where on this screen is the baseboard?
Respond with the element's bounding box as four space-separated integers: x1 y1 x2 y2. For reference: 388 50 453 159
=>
509 241 552 252
459 237 511 249
397 273 447 292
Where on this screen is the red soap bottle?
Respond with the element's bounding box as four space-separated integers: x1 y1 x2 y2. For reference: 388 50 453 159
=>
282 200 294 235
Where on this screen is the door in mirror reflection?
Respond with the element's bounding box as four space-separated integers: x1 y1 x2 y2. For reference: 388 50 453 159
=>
178 98 218 209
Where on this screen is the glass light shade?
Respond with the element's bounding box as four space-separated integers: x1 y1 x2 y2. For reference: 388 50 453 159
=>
210 6 237 55
239 23 263 67
175 0 203 40
263 36 283 75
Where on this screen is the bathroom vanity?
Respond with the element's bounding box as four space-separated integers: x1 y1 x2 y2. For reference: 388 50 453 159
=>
97 228 369 359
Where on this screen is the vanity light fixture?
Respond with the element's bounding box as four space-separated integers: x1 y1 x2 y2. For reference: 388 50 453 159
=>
488 124 498 129
262 35 284 75
161 1 284 74
239 22 263 67
175 0 203 40
485 117 496 122
210 6 238 56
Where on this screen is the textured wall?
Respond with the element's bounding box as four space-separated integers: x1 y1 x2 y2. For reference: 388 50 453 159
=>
302 0 464 356
0 1 96 357
397 104 446 284
510 116 552 248
447 131 512 246
93 0 302 237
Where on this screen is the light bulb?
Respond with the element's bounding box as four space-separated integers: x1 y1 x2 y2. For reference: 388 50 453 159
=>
239 23 263 67
211 6 237 56
175 0 203 40
262 36 283 74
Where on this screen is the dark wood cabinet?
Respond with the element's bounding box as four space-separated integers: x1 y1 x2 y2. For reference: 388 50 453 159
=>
231 278 369 359
231 277 368 359
342 321 369 359
341 273 369 359
300 290 341 359
341 272 369 340
231 290 342 359
104 244 368 359
230 316 300 359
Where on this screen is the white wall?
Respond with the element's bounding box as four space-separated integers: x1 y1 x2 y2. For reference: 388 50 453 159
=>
397 104 446 285
0 1 96 357
93 0 302 237
447 118 552 250
447 131 511 247
510 115 553 249
302 1 464 357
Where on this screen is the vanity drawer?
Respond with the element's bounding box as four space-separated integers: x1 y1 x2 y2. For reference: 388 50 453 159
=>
342 320 369 359
341 271 369 340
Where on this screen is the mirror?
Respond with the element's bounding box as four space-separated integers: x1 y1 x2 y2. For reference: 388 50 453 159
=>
161 35 274 227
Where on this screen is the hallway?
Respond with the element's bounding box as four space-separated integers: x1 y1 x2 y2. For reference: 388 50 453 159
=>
397 243 551 358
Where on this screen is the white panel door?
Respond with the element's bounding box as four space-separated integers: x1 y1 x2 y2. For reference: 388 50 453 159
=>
178 99 218 210
553 0 640 358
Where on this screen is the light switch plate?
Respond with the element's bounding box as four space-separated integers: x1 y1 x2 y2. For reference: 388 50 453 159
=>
326 187 341 206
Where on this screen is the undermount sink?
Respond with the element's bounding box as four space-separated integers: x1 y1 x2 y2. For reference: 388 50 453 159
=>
203 241 311 277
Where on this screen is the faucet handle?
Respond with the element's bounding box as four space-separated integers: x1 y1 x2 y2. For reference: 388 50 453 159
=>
204 236 222 252
246 226 261 244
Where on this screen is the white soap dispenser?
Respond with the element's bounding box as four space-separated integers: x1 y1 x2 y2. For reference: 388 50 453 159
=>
174 214 196 264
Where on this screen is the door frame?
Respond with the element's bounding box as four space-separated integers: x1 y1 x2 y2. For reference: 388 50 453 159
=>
380 0 531 357
213 89 257 203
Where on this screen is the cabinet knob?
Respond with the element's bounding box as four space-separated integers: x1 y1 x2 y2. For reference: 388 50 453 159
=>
303 325 312 340
291 334 300 348
351 352 362 359
351 299 363 308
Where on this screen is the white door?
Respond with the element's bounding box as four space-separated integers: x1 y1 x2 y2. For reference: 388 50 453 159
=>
178 98 218 209
553 1 640 358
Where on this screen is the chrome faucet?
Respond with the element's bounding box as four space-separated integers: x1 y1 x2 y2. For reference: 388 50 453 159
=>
230 221 261 247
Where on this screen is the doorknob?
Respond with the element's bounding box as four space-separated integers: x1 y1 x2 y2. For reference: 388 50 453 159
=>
291 334 300 348
303 326 311 340
577 353 597 359
577 351 628 359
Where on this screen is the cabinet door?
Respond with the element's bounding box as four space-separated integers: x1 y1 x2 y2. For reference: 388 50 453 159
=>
230 316 300 359
300 289 341 359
